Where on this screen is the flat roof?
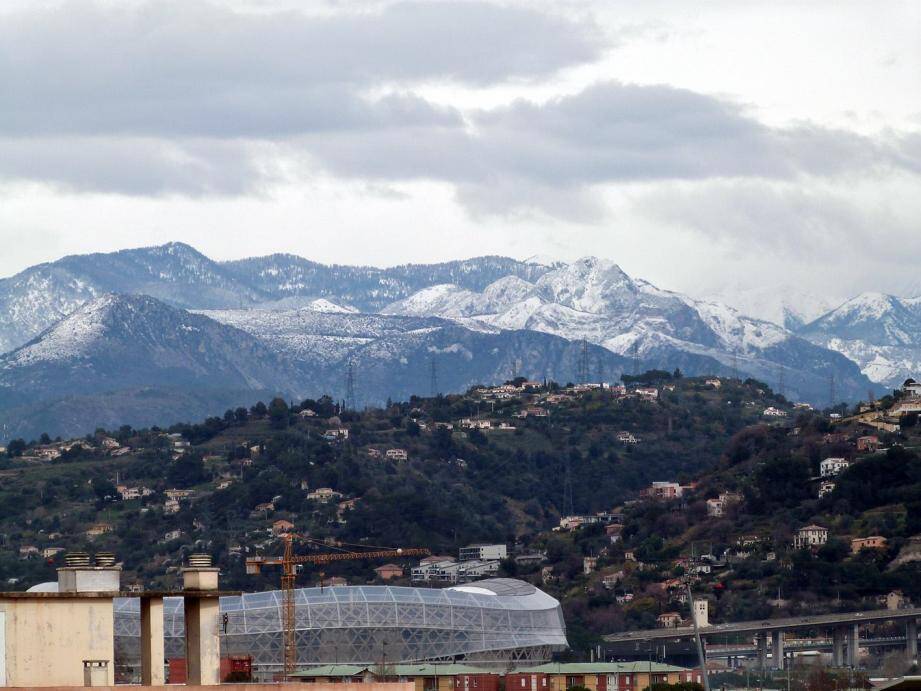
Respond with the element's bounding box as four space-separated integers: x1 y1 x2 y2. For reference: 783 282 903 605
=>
0 590 239 599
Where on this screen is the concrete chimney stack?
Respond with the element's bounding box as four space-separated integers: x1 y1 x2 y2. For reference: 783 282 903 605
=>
58 552 121 593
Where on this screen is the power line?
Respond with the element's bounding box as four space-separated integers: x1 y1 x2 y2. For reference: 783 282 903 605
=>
345 359 356 411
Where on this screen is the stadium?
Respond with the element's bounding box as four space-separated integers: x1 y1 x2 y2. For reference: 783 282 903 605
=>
112 578 567 679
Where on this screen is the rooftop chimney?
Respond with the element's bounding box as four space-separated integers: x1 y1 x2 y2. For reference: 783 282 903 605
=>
58 552 121 592
182 554 219 591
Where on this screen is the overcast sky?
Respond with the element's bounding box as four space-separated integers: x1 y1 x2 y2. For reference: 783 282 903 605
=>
0 0 919 301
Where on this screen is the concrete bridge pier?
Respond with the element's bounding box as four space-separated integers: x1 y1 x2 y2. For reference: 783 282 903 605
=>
757 633 768 672
832 627 846 667
847 623 860 668
771 630 785 670
907 619 918 662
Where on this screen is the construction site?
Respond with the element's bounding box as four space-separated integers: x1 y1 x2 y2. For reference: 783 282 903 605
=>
0 539 569 688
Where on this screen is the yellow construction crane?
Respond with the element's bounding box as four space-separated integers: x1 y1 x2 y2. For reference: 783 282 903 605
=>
246 534 430 680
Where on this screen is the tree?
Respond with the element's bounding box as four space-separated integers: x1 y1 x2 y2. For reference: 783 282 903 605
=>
6 439 26 457
268 398 289 429
167 453 208 487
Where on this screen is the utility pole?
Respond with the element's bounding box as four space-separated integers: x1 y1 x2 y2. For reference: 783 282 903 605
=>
686 584 712 691
345 359 356 411
577 339 589 384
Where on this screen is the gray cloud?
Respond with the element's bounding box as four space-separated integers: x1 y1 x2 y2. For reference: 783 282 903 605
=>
1 1 918 215
0 137 277 196
636 177 921 296
0 0 598 137
304 81 919 217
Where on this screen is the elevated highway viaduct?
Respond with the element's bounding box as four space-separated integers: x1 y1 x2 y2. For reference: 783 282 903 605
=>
604 607 921 669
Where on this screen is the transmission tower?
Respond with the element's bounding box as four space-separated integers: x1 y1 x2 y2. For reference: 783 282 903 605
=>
731 349 740 380
596 355 605 387
777 365 785 398
829 373 837 410
430 356 439 397
345 359 356 411
576 339 590 383
631 341 640 375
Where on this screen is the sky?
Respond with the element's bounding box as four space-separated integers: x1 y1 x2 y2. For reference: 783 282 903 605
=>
0 0 919 302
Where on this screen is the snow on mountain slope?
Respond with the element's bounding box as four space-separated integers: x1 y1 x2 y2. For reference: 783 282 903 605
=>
706 284 836 331
199 308 444 366
384 257 875 403
0 294 305 398
798 292 921 386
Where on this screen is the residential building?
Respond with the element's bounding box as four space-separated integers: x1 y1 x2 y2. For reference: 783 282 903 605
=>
818 480 836 498
616 431 639 444
634 387 659 400
374 563 404 581
460 419 492 429
306 487 343 502
272 519 295 535
793 524 828 550
902 378 921 397
163 498 181 514
851 536 887 554
366 448 382 459
705 378 722 389
162 529 183 542
583 556 597 575
459 544 507 561
820 457 849 477
86 523 113 538
323 428 349 441
706 498 724 517
763 407 787 417
657 612 682 629
857 435 880 452
641 482 684 500
298 408 317 418
42 546 65 559
18 545 39 558
411 558 500 584
386 448 408 461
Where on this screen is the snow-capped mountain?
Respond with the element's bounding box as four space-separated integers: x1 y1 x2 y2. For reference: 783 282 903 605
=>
0 242 263 353
0 292 635 440
706 285 837 331
384 257 873 403
0 245 554 353
798 292 921 387
0 243 887 440
0 294 307 440
220 253 552 313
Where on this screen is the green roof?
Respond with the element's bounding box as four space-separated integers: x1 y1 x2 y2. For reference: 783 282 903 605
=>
291 662 693 679
291 663 494 678
512 663 691 674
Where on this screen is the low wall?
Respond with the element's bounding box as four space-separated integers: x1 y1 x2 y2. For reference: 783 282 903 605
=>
5 684 414 691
